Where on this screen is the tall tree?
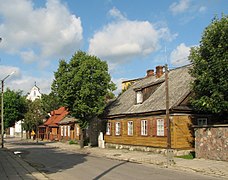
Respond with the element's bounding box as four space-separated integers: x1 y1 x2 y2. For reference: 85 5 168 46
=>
52 51 116 147
189 15 228 115
41 92 61 115
23 99 46 138
51 59 69 107
2 88 27 129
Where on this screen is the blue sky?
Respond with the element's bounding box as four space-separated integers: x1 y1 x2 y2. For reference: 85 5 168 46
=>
0 0 227 95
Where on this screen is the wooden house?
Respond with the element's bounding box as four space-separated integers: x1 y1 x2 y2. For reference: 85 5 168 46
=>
58 116 80 141
104 65 203 150
39 107 68 141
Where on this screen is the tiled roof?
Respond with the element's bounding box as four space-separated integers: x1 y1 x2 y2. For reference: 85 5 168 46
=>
44 107 68 126
106 64 194 117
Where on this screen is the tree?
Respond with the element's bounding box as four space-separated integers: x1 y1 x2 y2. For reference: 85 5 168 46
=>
52 51 116 147
23 99 46 139
41 92 61 115
189 15 228 115
2 88 27 129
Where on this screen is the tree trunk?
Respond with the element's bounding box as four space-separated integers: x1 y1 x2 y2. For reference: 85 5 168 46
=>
79 128 84 148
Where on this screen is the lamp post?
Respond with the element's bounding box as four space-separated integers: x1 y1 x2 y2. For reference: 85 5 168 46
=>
1 71 15 148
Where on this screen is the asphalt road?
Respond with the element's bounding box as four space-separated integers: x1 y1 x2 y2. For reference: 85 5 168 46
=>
6 139 220 180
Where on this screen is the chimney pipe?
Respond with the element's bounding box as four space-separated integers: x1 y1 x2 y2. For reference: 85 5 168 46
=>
156 66 164 78
146 69 154 77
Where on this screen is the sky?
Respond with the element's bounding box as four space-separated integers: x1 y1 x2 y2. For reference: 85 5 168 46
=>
0 0 227 95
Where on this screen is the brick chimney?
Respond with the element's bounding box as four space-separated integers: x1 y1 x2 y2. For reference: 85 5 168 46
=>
156 66 164 78
146 69 154 77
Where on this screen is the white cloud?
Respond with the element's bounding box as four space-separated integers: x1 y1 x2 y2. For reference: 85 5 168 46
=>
20 50 38 63
0 0 83 66
0 65 52 94
169 0 190 15
108 7 126 21
170 43 190 66
89 7 176 66
112 77 125 96
0 65 21 80
10 76 52 95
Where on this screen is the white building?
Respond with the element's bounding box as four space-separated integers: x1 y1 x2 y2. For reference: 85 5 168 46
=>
26 82 42 101
10 83 42 138
10 120 25 137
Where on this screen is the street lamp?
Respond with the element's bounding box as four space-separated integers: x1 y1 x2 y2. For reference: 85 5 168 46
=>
1 71 15 148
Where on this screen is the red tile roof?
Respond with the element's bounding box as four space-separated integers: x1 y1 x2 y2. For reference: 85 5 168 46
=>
44 107 68 127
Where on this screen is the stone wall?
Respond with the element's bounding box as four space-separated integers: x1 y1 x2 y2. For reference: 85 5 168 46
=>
195 124 228 161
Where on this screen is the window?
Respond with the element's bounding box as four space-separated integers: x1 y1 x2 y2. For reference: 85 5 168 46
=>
141 120 147 136
157 119 165 136
197 118 207 126
136 91 143 104
115 122 121 136
60 126 63 136
106 122 111 135
128 121 133 136
68 126 70 137
76 126 79 136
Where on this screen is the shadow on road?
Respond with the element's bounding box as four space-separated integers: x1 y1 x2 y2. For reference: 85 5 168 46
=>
6 139 88 175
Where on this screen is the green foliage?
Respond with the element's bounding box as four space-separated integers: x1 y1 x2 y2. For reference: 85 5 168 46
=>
23 99 46 132
69 140 78 145
51 59 69 107
41 92 61 114
176 152 195 159
52 51 116 129
189 15 228 115
2 88 27 129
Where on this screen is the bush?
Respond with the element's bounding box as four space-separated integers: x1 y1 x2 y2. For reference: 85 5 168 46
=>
69 140 78 145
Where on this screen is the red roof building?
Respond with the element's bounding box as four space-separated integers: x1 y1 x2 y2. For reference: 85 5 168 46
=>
40 107 68 141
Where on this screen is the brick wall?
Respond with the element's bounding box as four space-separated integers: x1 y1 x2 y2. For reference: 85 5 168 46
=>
195 125 228 161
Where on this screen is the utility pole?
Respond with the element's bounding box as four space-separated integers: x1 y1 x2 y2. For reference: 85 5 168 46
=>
165 64 174 166
1 80 4 148
1 71 15 148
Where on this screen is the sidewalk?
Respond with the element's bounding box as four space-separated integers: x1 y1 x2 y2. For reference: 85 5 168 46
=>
46 141 228 179
0 148 48 180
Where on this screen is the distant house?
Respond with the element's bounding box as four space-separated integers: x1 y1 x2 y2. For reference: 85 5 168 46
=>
58 116 80 141
39 107 68 141
104 65 207 151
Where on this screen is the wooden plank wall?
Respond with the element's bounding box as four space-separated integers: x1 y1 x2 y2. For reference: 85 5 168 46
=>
104 115 194 149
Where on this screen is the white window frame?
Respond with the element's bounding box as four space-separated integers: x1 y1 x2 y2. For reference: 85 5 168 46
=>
136 91 143 104
141 120 147 136
197 118 207 126
115 122 121 136
106 122 111 135
128 121 133 136
157 119 165 136
68 126 70 137
60 126 63 136
76 126 79 136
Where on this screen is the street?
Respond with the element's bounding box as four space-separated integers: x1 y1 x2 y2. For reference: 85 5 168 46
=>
5 138 220 180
